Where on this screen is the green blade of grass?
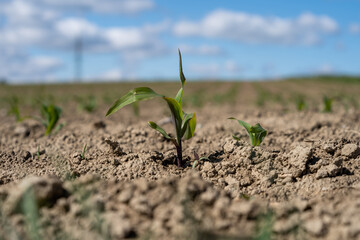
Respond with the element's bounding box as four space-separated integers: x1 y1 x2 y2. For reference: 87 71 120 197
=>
106 87 163 116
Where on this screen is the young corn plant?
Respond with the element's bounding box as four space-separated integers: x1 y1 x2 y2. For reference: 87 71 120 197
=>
229 118 267 146
7 96 24 122
76 95 97 113
106 50 196 167
295 95 306 111
40 103 64 136
323 95 333 112
82 144 87 160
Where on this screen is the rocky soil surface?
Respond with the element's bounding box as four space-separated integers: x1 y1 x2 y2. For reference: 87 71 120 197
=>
0 81 360 239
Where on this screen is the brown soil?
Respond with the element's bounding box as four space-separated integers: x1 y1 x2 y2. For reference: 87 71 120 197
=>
0 79 360 239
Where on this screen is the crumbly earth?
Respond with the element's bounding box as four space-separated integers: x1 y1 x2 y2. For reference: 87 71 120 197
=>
0 80 360 239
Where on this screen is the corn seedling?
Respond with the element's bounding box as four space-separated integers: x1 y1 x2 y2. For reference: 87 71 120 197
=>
36 146 40 161
7 96 24 122
187 90 205 108
82 144 87 160
323 96 333 112
106 50 196 167
39 103 64 136
192 151 209 169
229 118 267 146
295 95 306 111
21 189 41 240
212 83 238 105
76 95 97 113
254 86 271 107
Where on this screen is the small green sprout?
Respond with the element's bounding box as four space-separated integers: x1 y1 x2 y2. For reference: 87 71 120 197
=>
106 50 196 167
212 84 238 105
295 95 306 111
76 95 97 113
323 95 333 112
39 103 64 136
229 118 267 146
192 152 209 169
82 144 87 160
36 146 40 161
7 96 24 122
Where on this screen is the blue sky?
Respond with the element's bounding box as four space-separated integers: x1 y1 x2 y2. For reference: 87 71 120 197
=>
0 0 359 83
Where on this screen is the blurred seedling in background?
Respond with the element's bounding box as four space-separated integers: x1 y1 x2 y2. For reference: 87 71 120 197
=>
106 50 196 167
75 95 97 113
295 95 306 111
212 83 238 105
229 118 267 146
6 96 26 122
36 146 41 161
82 144 87 160
38 103 65 136
323 95 333 112
254 85 271 107
189 90 205 108
21 189 41 240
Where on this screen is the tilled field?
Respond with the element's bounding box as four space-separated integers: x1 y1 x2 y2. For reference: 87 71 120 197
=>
0 80 359 239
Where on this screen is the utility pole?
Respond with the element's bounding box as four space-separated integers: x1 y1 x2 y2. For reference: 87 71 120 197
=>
74 38 83 82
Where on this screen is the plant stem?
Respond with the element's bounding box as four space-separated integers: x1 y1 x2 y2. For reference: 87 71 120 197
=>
176 141 183 167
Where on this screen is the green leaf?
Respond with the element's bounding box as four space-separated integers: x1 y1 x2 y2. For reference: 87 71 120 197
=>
232 135 242 141
106 87 163 116
44 104 62 136
162 97 183 141
249 123 267 146
183 113 196 140
229 117 267 146
148 121 172 140
175 88 183 105
176 49 186 105
229 117 252 134
180 112 194 138
178 49 186 87
181 112 194 129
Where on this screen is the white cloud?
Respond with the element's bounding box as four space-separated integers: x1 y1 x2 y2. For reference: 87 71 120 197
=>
104 28 149 49
99 69 123 81
39 0 154 14
179 44 224 55
0 48 62 82
349 23 360 34
173 10 338 45
0 0 164 81
315 64 335 74
55 18 99 39
189 63 220 75
0 0 154 16
189 60 246 78
224 60 245 73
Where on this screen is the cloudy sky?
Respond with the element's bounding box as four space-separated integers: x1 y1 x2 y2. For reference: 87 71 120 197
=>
0 0 359 83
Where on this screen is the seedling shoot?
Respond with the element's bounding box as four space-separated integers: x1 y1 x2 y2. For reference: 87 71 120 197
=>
106 50 196 167
229 117 267 146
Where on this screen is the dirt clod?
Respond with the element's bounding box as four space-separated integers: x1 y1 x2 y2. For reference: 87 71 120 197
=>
341 144 360 158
